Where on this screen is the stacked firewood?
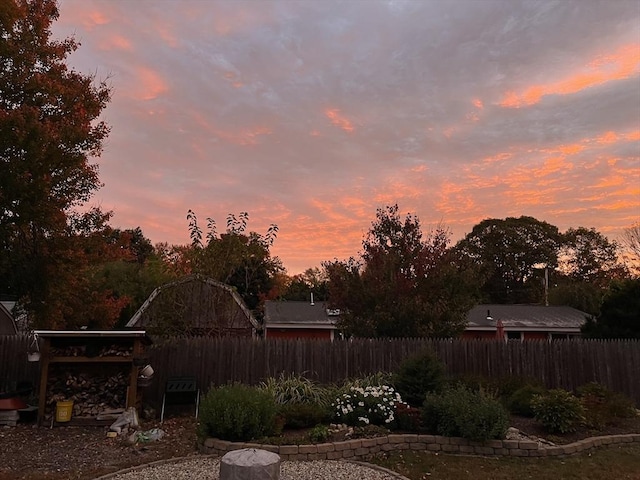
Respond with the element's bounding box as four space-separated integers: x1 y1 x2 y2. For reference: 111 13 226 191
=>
50 344 133 357
47 370 128 417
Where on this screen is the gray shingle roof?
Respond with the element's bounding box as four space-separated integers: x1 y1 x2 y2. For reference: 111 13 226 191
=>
466 304 589 331
263 301 337 327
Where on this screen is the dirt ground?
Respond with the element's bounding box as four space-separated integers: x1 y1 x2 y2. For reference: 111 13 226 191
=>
0 412 638 480
0 414 200 480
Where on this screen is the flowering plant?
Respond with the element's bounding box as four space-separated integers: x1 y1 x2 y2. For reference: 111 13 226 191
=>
332 385 405 427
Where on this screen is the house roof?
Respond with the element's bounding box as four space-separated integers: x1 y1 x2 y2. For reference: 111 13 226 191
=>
466 304 589 332
126 274 259 332
263 300 338 329
0 302 17 335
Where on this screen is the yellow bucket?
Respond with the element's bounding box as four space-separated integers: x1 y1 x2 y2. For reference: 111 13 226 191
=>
55 400 74 422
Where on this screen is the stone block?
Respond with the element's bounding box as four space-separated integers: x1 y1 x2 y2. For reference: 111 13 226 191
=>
435 436 450 445
509 449 529 457
502 440 519 449
474 446 494 455
410 442 426 450
299 445 317 454
418 435 436 443
545 447 563 456
326 451 343 459
459 445 475 454
518 441 539 450
316 443 335 453
388 434 406 444
361 438 378 448
427 444 441 452
442 444 459 453
278 445 298 455
334 441 350 451
376 436 389 445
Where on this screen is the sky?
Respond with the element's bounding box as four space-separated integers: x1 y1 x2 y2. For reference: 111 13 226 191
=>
52 0 640 275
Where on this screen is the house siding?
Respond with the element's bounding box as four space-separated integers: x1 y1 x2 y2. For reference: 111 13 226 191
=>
266 329 333 340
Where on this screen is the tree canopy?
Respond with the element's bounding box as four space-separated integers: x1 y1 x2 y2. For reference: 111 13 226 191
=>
325 205 478 338
581 278 640 339
454 216 561 303
0 0 112 327
182 210 283 315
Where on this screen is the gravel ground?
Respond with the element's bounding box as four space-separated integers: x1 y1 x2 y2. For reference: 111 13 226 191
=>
96 457 407 480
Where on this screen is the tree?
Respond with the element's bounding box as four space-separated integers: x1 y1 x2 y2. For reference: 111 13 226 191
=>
0 0 111 326
455 216 561 303
559 227 624 284
325 205 478 338
620 222 640 277
581 278 640 338
280 267 329 301
184 210 283 314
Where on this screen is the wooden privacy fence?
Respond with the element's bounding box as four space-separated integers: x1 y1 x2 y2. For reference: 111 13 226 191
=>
1 335 639 407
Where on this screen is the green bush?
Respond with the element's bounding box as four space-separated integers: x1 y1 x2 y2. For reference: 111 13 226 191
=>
507 385 547 417
421 385 509 442
260 372 331 406
197 384 278 442
342 371 395 389
278 402 329 429
393 350 445 407
531 389 585 434
307 424 329 443
577 382 637 429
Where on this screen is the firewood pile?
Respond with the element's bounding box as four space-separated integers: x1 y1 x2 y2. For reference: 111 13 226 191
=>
50 344 133 357
47 370 129 418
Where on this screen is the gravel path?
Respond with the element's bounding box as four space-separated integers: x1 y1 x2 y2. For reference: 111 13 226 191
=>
95 456 408 480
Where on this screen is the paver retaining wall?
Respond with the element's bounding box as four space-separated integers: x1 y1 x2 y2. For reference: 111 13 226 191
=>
200 433 640 461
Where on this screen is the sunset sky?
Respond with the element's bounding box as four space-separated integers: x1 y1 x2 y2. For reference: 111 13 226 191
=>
53 0 640 274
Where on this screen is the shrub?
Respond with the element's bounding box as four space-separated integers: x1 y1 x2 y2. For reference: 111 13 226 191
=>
421 385 509 442
393 350 445 407
332 385 404 427
394 402 423 432
577 382 637 429
531 389 585 434
197 384 278 442
278 402 329 429
507 384 547 417
343 371 395 389
260 372 330 406
307 424 329 443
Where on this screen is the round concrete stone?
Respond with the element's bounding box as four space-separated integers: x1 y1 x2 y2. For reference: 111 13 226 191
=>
220 448 281 480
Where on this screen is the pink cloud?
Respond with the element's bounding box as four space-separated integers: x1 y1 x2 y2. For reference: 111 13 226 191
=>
325 109 355 133
500 43 640 108
130 66 169 101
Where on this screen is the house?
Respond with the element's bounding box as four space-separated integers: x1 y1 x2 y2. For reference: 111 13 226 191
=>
463 304 589 341
0 301 17 335
263 299 340 340
126 275 259 337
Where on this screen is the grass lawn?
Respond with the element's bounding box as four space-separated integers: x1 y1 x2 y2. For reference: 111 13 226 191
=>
370 444 640 480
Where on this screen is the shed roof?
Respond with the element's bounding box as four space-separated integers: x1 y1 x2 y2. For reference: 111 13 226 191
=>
126 274 259 333
0 302 17 335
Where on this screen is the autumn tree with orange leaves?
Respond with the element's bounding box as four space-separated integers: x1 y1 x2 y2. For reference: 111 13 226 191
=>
0 0 117 329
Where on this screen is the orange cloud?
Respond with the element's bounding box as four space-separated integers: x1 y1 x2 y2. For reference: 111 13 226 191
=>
500 43 640 108
99 34 132 51
132 67 169 101
83 10 110 30
325 109 355 133
473 99 484 109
